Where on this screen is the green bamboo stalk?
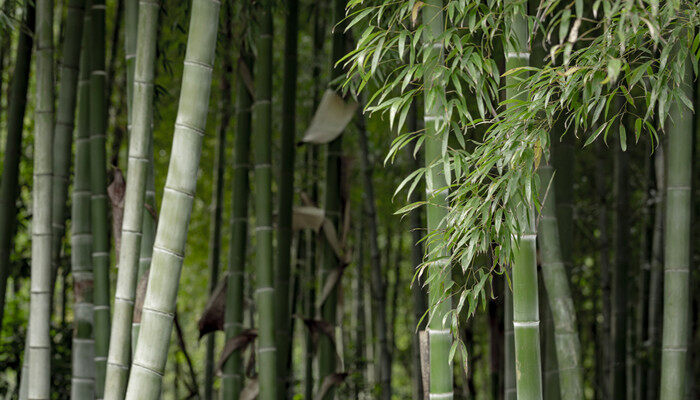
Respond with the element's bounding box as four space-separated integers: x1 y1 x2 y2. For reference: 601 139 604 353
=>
612 136 629 400
51 0 86 300
422 1 454 398
275 0 298 397
304 4 325 397
646 142 664 400
221 50 253 400
28 0 55 397
71 9 96 396
0 0 34 332
659 59 692 400
538 163 584 400
504 285 516 400
203 7 233 396
507 2 543 399
252 1 277 398
103 1 159 398
318 2 346 397
88 0 111 394
358 110 391 400
124 0 137 127
123 0 220 396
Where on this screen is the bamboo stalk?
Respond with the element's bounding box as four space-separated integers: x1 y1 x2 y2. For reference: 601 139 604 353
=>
103 0 159 398
659 58 693 400
28 0 55 397
221 49 253 400
123 0 220 396
612 137 629 400
422 1 454 398
252 1 278 398
357 109 391 400
203 6 233 396
88 0 111 394
507 2 543 399
51 0 86 303
0 0 34 333
275 0 299 395
71 8 96 397
318 1 346 398
538 163 584 399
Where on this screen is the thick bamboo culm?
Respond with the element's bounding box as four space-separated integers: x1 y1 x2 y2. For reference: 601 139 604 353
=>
124 0 220 397
422 1 454 398
28 0 55 397
103 0 159 398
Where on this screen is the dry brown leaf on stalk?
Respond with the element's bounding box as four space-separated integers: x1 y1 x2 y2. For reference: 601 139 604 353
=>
239 378 259 400
302 90 358 144
298 317 336 349
107 168 126 261
132 269 150 323
292 206 325 232
412 1 425 26
317 264 348 310
198 278 228 337
215 328 258 374
314 372 349 400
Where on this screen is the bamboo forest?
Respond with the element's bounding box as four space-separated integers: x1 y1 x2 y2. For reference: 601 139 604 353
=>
0 0 700 399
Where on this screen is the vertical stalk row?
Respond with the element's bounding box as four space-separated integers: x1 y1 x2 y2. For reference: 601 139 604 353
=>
221 51 253 400
124 0 220 396
104 0 160 398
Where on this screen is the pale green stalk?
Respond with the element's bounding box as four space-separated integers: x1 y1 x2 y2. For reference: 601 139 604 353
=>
0 0 34 332
221 51 253 400
88 0 111 394
51 0 86 298
504 285 516 400
659 58 692 400
28 0 55 397
507 2 543 399
103 1 159 398
422 1 453 398
538 163 584 400
71 9 96 397
123 0 220 396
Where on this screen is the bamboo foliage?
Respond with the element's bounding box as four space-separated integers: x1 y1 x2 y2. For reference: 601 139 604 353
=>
51 0 86 295
124 0 220 396
0 0 34 331
253 0 278 398
28 0 54 397
71 10 96 397
222 51 253 400
538 163 584 399
88 0 111 393
104 0 159 398
659 58 692 400
275 0 299 396
422 1 454 398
